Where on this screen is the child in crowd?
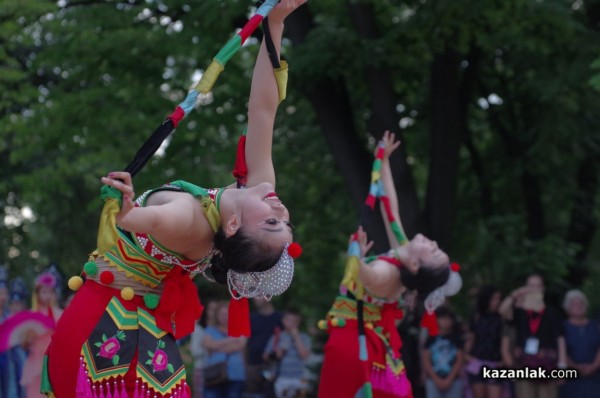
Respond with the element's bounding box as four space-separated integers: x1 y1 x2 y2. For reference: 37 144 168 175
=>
422 307 464 398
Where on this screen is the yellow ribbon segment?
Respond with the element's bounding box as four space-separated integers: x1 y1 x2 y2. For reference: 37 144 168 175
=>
371 170 381 183
274 60 288 103
97 198 121 255
195 60 225 94
341 256 364 299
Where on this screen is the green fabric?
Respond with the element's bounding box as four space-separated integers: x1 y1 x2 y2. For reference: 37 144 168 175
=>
168 180 209 198
214 35 242 65
372 159 382 171
40 355 53 393
100 184 122 203
391 222 408 245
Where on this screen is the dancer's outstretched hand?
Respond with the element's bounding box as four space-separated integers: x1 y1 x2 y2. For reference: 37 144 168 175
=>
269 0 308 24
101 171 136 220
354 226 374 257
380 130 401 159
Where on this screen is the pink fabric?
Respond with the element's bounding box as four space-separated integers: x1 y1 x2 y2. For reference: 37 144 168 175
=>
370 366 412 397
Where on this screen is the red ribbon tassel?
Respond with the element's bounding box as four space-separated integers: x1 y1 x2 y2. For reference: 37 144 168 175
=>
232 135 248 186
155 267 203 339
420 311 439 337
228 296 251 337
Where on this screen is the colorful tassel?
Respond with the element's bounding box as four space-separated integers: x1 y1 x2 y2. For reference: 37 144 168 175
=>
133 379 139 398
76 357 92 397
119 378 126 398
105 381 113 398
182 381 190 398
420 311 439 337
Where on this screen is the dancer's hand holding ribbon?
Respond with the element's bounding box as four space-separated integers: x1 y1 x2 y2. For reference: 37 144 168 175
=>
101 171 136 223
269 0 309 24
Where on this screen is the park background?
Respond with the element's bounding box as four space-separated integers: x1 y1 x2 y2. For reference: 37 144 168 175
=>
1 0 600 324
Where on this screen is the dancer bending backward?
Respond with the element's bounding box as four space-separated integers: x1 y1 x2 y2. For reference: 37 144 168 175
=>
43 2 306 398
318 132 462 398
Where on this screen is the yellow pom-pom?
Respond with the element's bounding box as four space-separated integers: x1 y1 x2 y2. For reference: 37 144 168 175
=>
366 322 374 329
317 320 328 330
68 276 84 291
120 287 135 301
331 318 340 327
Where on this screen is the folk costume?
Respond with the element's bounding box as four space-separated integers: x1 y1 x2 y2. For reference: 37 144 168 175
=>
318 143 413 398
317 142 462 398
42 1 299 397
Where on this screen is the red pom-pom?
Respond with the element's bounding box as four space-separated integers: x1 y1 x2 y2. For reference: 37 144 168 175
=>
100 270 115 285
287 242 302 259
450 262 460 272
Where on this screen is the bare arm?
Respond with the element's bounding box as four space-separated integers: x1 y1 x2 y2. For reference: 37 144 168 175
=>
378 131 405 248
498 294 516 321
501 333 514 367
557 335 567 367
202 334 247 354
291 332 311 360
245 0 306 187
101 172 203 238
446 349 464 381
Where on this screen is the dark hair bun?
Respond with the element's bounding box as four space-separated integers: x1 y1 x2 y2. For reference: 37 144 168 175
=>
209 256 228 285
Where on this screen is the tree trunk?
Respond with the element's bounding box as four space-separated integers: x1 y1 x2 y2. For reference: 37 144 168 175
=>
424 50 463 251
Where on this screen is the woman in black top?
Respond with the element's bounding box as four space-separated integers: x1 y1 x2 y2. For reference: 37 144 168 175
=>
465 285 504 398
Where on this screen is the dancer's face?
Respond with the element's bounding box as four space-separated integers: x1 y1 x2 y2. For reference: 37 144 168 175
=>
236 182 293 251
408 234 449 269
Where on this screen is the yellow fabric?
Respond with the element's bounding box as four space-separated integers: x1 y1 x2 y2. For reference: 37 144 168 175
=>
201 196 221 233
341 256 364 299
195 60 225 94
371 170 381 182
274 60 288 103
97 198 121 255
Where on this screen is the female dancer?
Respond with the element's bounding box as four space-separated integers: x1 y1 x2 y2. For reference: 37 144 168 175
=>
318 132 461 398
43 2 306 397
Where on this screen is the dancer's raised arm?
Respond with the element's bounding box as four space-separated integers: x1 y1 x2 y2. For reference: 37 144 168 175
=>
378 131 407 249
245 0 307 187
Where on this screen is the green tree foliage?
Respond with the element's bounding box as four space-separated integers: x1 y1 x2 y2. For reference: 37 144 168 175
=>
1 0 599 318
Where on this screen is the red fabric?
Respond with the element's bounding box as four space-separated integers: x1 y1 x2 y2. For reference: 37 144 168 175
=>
46 281 140 398
232 135 248 186
167 106 185 128
377 256 402 267
420 312 439 337
375 146 385 160
380 304 404 356
527 309 545 335
318 321 380 398
155 267 204 339
228 296 251 337
239 15 263 44
366 194 377 209
379 196 396 221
